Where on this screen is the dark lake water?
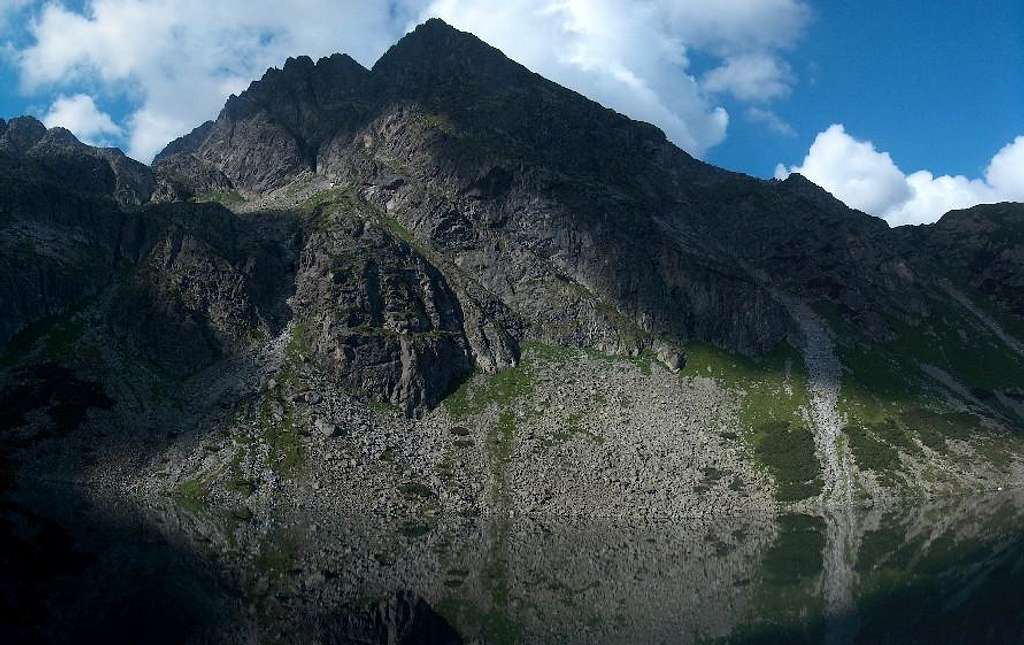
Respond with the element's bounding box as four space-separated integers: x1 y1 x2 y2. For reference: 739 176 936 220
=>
3 486 1024 644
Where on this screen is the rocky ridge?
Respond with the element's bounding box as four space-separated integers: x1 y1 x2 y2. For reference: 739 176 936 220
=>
1 19 1023 524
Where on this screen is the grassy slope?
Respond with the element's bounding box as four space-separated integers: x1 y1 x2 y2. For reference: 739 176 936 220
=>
681 342 821 503
821 295 1024 494
443 291 1024 506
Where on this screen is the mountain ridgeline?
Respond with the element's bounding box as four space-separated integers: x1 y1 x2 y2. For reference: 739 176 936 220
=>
2 19 1023 515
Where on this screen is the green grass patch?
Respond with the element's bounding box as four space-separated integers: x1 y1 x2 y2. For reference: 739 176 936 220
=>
750 421 823 502
421 113 456 135
683 340 821 502
702 467 725 482
443 360 534 419
847 425 900 485
298 185 356 214
192 189 243 207
891 298 1024 393
369 400 402 416
258 398 302 475
541 413 605 448
255 320 311 476
283 319 312 374
173 477 209 511
255 526 303 579
399 521 434 538
488 410 517 505
224 445 256 496
379 214 428 254
824 297 1024 482
523 342 577 363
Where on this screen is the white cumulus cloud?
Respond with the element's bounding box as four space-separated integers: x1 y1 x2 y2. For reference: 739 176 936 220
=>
11 0 809 162
986 135 1024 202
42 93 122 145
775 125 1024 226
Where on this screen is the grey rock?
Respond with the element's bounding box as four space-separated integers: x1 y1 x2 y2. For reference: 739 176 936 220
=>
316 418 341 438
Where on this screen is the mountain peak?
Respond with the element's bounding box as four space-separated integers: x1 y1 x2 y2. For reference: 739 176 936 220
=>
372 17 513 80
0 115 47 155
933 201 1024 234
402 17 463 43
281 54 315 72
778 171 875 219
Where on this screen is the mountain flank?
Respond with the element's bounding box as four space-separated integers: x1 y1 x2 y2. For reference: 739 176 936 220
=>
1 19 1023 519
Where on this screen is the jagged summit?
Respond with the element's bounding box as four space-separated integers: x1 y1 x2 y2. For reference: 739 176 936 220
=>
935 201 1024 227
153 17 677 187
253 50 370 96
775 171 888 226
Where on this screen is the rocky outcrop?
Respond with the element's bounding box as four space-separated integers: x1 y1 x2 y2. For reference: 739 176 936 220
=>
151 153 234 202
162 53 373 194
292 207 478 415
0 116 47 155
151 120 214 163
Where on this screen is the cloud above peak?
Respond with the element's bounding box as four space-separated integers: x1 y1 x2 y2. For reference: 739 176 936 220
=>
421 0 809 153
15 0 416 160
776 125 1024 225
8 0 809 161
42 93 122 145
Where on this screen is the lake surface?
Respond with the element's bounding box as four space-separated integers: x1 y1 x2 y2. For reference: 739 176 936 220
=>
3 486 1024 644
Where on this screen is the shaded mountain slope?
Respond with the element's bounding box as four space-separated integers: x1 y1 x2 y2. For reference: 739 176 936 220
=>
1 19 1023 515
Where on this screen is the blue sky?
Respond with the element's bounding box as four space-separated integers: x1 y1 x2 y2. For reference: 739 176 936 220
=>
707 0 1024 181
0 0 1021 225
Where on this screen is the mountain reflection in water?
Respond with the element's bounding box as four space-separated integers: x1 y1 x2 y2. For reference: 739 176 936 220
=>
3 488 1024 644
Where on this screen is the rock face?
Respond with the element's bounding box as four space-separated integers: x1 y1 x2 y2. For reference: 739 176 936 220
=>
109 204 302 376
0 17 1022 472
157 20 799 357
898 202 1024 319
0 136 127 349
292 207 477 415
